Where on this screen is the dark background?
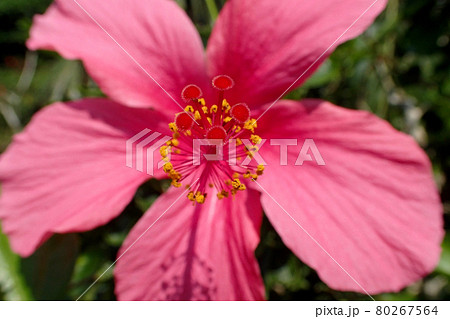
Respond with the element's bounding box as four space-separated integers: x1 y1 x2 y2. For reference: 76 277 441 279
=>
0 0 449 300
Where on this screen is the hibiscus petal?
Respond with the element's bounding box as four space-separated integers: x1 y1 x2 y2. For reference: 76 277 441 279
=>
27 0 208 111
115 187 265 300
254 99 443 294
0 98 171 257
207 0 387 108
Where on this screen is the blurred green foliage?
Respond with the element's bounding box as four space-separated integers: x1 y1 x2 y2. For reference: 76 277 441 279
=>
0 0 449 300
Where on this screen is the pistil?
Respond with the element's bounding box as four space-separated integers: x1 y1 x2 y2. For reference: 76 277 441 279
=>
160 75 264 204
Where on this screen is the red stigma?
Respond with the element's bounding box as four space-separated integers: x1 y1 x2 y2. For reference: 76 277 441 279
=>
206 126 227 140
181 84 203 102
230 103 250 123
212 75 234 91
175 112 194 131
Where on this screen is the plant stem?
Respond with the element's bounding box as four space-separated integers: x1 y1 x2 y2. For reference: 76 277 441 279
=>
204 0 218 23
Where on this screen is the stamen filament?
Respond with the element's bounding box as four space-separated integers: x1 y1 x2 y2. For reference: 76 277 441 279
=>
159 75 264 203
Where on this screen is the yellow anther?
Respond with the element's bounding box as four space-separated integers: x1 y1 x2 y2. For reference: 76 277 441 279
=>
251 134 262 144
163 162 173 173
198 98 206 106
184 105 194 112
193 191 206 204
194 110 201 120
234 126 241 133
171 139 179 147
225 179 232 186
244 119 257 132
174 149 181 154
217 190 229 200
238 184 246 190
236 138 242 146
195 193 205 203
231 178 242 189
222 99 231 112
210 105 218 113
171 181 182 188
196 195 205 204
173 132 180 139
168 169 181 181
185 129 192 136
160 146 168 157
256 164 265 175
207 117 212 125
251 174 258 180
187 191 195 201
224 116 232 123
202 106 209 114
232 172 240 179
243 171 251 179
168 122 177 132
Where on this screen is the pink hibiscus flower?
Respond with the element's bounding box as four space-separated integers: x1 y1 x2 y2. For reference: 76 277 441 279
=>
0 0 444 300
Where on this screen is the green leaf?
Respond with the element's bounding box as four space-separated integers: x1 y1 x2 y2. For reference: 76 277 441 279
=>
436 234 450 276
72 247 108 282
204 0 218 22
0 224 33 300
21 234 79 300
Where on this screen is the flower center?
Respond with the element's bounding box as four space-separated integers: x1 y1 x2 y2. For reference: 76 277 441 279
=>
160 75 265 204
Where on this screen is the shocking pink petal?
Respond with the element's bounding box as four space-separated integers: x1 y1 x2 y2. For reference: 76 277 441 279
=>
254 99 443 294
0 98 171 257
27 0 208 112
115 187 265 300
207 0 387 109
